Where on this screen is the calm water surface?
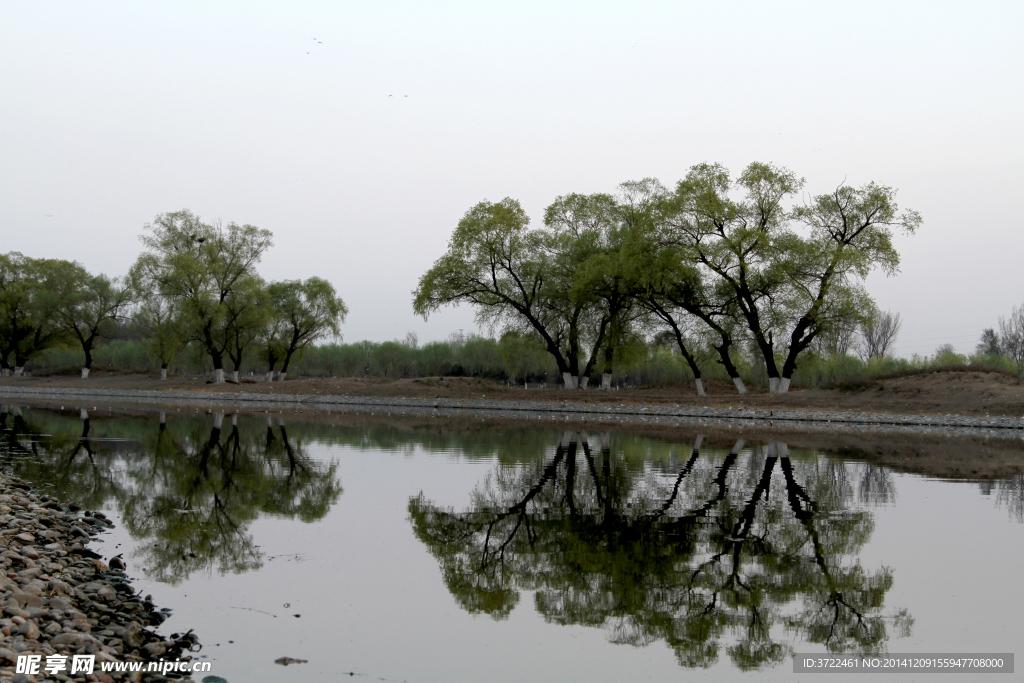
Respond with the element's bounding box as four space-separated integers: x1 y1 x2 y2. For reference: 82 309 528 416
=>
2 405 1023 682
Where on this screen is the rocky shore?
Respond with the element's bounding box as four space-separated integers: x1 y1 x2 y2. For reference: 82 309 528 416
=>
0 473 200 683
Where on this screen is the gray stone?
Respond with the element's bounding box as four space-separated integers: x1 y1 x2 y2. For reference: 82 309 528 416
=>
51 632 102 647
15 619 39 639
46 597 72 611
11 592 43 608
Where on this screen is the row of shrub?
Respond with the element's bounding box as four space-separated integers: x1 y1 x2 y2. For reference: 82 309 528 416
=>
22 332 1021 390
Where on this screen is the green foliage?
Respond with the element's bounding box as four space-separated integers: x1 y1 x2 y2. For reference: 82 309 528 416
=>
133 210 274 375
409 436 908 667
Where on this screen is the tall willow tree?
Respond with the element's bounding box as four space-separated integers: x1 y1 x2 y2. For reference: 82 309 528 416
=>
51 261 135 378
264 277 347 381
661 163 919 392
0 253 66 375
414 198 581 386
133 210 273 383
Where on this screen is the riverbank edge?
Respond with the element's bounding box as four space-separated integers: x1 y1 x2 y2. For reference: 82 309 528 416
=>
0 469 199 683
2 386 1023 436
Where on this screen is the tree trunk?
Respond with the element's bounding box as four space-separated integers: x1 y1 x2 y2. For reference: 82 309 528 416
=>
579 376 589 389
710 340 746 394
278 372 287 382
159 411 166 425
80 367 90 379
768 377 780 393
266 371 274 382
777 377 791 393
231 370 239 382
160 367 167 380
602 345 614 392
694 378 705 396
562 372 577 389
213 411 224 430
213 368 224 383
13 367 23 376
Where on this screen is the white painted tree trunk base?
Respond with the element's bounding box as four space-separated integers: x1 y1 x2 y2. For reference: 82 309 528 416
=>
732 377 747 394
80 409 89 420
579 376 589 389
768 377 780 393
778 377 791 393
160 368 167 380
602 372 612 390
81 368 89 379
693 434 704 451
13 367 23 376
562 372 578 389
0 369 8 377
231 413 238 427
730 439 746 455
213 412 224 429
159 411 166 425
694 378 705 396
213 369 224 383
231 371 240 382
278 372 287 382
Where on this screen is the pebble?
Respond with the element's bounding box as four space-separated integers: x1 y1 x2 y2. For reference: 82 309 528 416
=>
0 472 201 682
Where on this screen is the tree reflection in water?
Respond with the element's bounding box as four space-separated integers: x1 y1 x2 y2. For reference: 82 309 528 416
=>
409 432 912 670
0 406 341 584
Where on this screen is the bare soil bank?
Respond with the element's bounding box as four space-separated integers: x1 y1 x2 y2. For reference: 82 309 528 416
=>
5 369 1024 417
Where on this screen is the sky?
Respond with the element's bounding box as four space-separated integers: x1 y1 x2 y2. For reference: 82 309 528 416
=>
2 0 1022 356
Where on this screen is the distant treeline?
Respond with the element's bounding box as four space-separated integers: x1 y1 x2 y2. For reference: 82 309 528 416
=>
4 164 1023 390
23 327 1024 390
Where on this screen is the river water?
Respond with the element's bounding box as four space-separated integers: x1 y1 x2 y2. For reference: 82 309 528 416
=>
2 404 1023 682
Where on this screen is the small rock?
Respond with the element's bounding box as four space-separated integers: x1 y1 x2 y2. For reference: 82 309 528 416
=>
46 596 72 611
15 620 39 639
10 592 43 609
275 657 308 665
122 621 144 647
16 567 42 580
51 632 102 648
143 642 167 656
14 533 34 543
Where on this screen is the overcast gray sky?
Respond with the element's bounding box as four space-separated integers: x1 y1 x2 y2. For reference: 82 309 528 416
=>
2 1 1021 356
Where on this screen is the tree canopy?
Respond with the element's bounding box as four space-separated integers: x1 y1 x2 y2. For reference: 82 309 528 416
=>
414 163 920 392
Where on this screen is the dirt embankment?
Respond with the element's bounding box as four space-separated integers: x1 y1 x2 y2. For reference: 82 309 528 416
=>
4 369 1024 417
